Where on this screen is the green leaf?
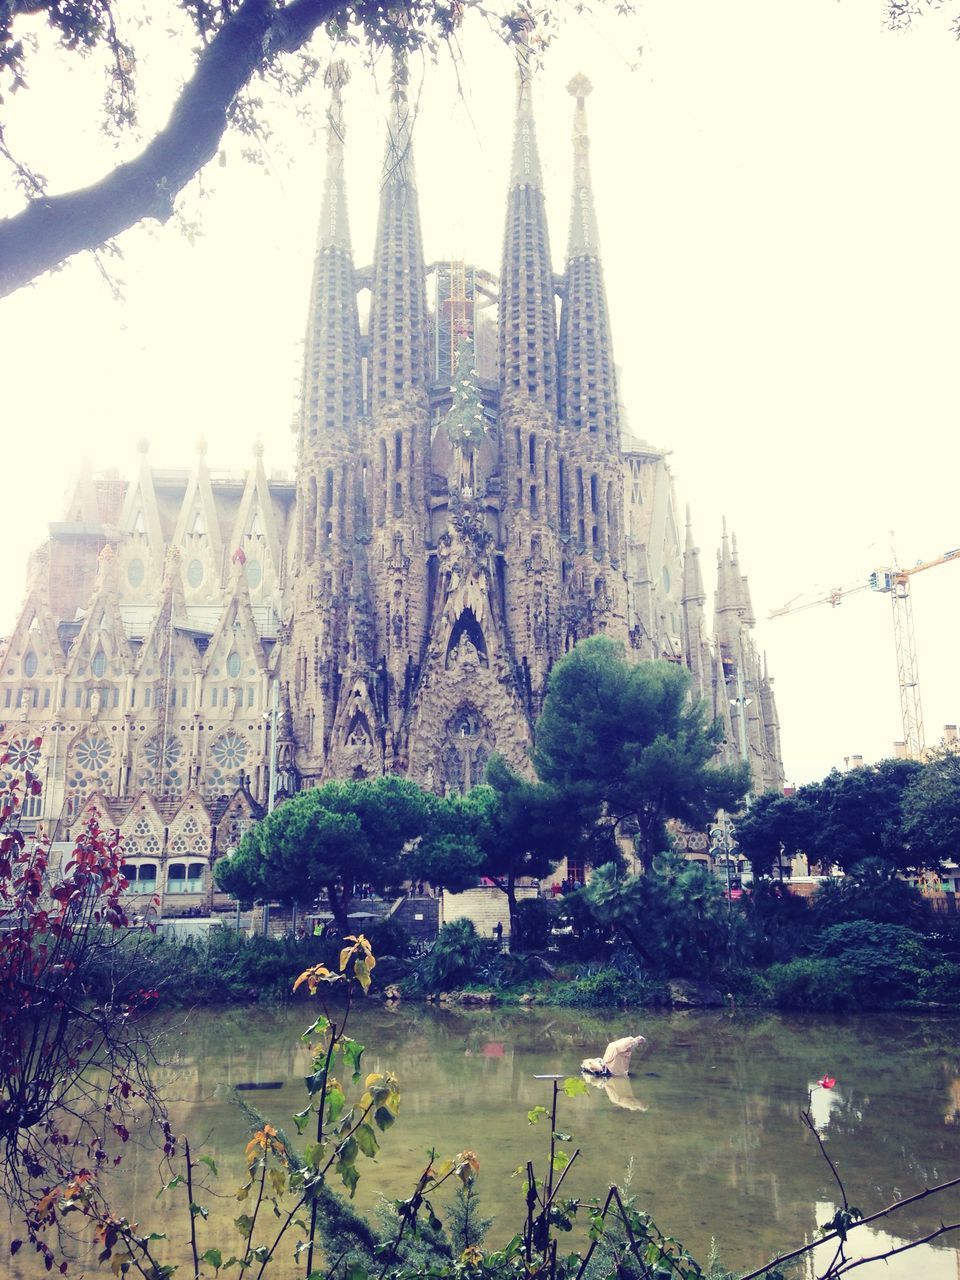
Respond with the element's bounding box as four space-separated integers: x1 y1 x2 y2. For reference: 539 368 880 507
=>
234 1214 254 1236
156 1174 185 1197
326 1085 346 1125
189 1202 209 1219
527 1105 548 1125
553 1131 572 1142
552 1150 570 1172
303 1142 325 1168
374 1105 396 1131
199 1155 219 1177
340 1161 360 1198
201 1248 223 1269
341 1038 364 1082
293 1107 312 1135
562 1077 588 1098
355 1123 379 1159
337 1136 359 1167
305 1069 327 1096
301 1014 330 1042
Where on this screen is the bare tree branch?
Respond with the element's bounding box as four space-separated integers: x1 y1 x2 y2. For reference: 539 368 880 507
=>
0 0 342 297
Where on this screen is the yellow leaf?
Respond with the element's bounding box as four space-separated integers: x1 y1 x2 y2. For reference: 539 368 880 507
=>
339 945 354 973
354 957 371 993
35 1189 60 1217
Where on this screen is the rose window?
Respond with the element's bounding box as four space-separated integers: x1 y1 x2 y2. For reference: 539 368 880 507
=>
212 731 249 770
75 734 112 772
4 738 41 774
144 735 182 769
141 734 184 792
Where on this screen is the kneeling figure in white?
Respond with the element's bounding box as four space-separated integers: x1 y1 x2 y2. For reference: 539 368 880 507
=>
580 1035 646 1078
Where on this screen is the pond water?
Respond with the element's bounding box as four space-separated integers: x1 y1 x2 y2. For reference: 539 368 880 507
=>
6 1002 960 1277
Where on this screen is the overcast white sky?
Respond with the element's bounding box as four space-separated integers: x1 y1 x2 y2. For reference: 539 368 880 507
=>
1 1 957 785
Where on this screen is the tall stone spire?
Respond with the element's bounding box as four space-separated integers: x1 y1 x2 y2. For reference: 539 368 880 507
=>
368 54 430 412
289 62 364 780
681 506 706 606
299 60 362 448
498 66 558 414
558 75 619 446
680 509 710 700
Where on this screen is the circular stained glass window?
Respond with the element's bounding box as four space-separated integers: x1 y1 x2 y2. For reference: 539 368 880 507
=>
245 559 262 590
211 730 249 770
187 559 204 589
75 734 112 772
6 738 41 771
128 558 145 588
226 651 241 678
23 651 37 678
144 734 182 768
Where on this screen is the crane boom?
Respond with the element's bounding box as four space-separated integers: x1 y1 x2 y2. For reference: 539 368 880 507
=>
770 545 959 759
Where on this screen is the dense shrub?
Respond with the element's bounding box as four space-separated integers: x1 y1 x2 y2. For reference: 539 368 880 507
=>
767 919 935 1010
576 859 744 980
364 917 414 960
409 919 496 993
765 957 856 1012
544 957 658 1009
810 920 930 1005
512 896 558 952
811 860 929 929
84 928 337 1007
741 881 812 965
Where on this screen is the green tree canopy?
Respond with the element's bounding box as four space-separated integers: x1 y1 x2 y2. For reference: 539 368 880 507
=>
533 636 749 871
736 789 815 878
738 756 935 881
460 755 573 945
901 746 960 876
214 775 480 931
800 758 923 873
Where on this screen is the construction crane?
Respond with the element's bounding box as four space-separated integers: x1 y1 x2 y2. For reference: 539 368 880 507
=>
770 547 960 760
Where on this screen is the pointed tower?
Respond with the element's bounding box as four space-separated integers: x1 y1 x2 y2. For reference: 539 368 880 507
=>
713 518 742 666
496 63 564 712
366 54 432 763
498 67 559 413
556 75 628 644
681 508 709 699
287 61 365 780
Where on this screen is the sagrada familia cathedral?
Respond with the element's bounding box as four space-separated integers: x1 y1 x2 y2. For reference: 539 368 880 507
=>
0 61 784 905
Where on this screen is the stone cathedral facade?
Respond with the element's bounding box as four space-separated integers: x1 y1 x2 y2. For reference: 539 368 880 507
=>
0 64 783 909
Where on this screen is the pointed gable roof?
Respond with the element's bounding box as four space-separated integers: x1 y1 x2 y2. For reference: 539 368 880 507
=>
118 440 165 571
133 549 188 676
173 440 224 559
227 442 282 572
3 556 68 674
201 559 267 677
